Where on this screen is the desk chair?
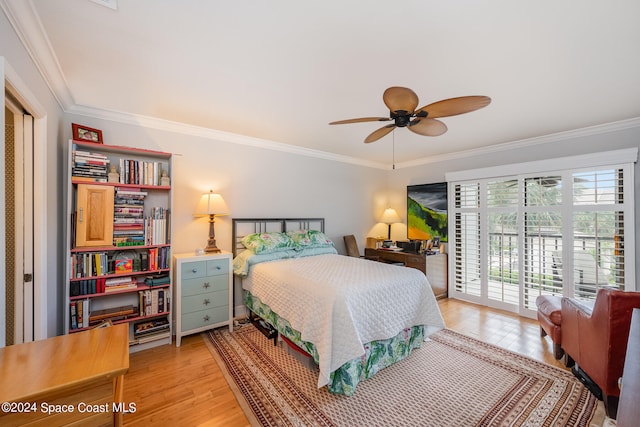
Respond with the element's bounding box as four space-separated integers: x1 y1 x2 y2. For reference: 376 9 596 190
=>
343 235 360 257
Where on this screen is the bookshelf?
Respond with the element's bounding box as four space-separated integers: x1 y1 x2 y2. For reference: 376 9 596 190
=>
64 139 173 352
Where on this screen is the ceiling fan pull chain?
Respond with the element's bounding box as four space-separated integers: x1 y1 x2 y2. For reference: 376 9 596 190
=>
392 130 396 170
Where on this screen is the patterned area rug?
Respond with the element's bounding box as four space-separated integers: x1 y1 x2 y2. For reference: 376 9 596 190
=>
205 326 604 427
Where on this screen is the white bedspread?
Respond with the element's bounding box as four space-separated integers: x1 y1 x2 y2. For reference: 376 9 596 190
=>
241 253 445 388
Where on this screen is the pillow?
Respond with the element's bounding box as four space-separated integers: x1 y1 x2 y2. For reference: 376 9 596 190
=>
240 231 295 254
293 245 338 258
232 249 298 277
287 229 334 248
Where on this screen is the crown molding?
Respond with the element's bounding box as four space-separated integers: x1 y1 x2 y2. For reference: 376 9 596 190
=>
1 0 75 110
446 147 638 182
395 117 640 170
67 104 388 169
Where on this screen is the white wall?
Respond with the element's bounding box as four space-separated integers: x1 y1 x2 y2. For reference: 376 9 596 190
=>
63 116 388 317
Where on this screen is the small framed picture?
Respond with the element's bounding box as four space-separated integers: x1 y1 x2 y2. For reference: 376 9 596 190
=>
72 123 103 144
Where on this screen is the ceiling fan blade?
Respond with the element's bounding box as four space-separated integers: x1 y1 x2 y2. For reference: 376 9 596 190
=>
416 96 491 118
407 118 448 136
383 86 419 114
364 124 396 143
329 117 390 125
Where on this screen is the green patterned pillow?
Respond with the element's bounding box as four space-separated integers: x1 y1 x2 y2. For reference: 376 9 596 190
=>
241 232 295 254
287 230 334 248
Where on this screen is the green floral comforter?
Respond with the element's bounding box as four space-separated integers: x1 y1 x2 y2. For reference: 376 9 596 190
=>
245 291 425 396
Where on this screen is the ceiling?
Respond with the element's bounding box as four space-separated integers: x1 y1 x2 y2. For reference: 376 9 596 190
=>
4 0 640 168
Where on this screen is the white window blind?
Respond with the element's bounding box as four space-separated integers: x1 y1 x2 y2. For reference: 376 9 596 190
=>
487 179 519 304
453 183 481 297
447 149 636 313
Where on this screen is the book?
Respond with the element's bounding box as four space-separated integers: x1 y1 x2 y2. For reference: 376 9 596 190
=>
104 283 138 292
89 304 136 323
70 302 77 330
144 274 170 287
134 318 169 336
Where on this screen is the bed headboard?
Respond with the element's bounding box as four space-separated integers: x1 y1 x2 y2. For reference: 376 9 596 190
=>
232 218 325 257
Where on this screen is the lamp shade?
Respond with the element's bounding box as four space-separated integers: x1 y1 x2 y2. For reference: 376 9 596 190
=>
194 191 229 216
379 208 401 224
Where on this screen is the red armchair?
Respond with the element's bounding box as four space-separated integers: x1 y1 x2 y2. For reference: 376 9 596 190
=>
561 288 640 419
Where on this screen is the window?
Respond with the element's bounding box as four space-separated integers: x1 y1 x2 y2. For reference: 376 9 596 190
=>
447 149 636 314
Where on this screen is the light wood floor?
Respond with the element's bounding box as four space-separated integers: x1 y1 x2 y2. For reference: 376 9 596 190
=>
123 298 566 426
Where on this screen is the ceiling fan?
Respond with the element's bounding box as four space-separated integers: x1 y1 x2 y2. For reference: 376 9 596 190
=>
329 86 491 143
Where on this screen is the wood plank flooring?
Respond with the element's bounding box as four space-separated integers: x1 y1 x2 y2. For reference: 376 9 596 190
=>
122 298 567 425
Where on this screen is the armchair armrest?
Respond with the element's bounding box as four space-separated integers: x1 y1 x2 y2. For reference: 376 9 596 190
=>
561 297 596 367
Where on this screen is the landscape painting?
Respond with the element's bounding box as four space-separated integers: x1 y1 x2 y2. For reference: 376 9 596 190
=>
407 182 448 242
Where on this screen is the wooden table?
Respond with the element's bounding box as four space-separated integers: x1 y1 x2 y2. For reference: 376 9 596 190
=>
0 323 129 427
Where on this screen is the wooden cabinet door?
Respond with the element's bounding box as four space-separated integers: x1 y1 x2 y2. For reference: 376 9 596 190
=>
75 184 114 247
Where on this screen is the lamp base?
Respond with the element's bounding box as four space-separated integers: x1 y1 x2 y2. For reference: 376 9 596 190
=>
204 214 221 253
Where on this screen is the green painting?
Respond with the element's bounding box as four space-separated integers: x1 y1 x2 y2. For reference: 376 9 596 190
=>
407 182 448 242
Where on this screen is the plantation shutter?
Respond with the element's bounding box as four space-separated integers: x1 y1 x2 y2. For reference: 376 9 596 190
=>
521 176 563 309
487 179 519 304
447 148 636 313
453 183 481 297
571 168 626 297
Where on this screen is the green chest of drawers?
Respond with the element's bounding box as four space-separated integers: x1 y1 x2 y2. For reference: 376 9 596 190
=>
173 252 233 346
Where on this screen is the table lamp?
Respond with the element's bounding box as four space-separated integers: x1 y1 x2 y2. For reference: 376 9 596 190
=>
194 190 229 253
380 208 401 240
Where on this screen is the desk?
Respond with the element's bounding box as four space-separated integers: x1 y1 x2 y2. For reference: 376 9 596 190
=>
0 323 129 427
364 248 448 298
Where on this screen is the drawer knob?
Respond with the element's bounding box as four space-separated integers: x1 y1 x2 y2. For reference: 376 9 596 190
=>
192 268 198 273
203 282 210 289
203 315 210 322
216 266 221 270
203 298 210 305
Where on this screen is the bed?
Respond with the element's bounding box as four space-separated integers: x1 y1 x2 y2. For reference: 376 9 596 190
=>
232 218 445 396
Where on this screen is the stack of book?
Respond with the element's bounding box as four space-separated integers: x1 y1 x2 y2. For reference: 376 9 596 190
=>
71 278 104 296
88 304 137 326
70 252 110 278
144 274 170 287
69 299 90 330
139 288 170 315
133 318 170 344
104 276 138 293
118 159 164 186
145 207 170 245
148 246 171 270
113 188 147 246
72 147 109 182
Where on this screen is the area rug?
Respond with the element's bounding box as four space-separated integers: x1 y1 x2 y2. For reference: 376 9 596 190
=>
204 326 604 427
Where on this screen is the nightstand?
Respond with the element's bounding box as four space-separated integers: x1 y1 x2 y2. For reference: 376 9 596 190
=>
173 251 233 346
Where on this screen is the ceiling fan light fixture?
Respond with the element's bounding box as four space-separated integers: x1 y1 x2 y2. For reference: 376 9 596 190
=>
391 112 411 127
329 86 491 143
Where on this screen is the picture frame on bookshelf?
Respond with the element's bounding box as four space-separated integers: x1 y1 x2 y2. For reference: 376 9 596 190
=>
72 123 103 144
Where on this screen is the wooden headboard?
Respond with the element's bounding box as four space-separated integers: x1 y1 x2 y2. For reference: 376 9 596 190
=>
231 218 325 257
